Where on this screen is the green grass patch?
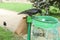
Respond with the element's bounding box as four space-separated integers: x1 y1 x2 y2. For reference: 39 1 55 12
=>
0 27 15 40
0 3 32 12
0 27 25 40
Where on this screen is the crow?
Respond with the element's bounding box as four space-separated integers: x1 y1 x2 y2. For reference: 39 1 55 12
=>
18 8 42 16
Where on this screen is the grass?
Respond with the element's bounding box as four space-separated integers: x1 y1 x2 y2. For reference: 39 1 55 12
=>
0 3 32 12
0 27 14 40
0 27 25 40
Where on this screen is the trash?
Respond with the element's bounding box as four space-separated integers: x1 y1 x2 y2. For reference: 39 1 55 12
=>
31 16 59 40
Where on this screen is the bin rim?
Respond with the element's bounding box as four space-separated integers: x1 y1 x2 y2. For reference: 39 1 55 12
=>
32 16 59 29
32 16 58 24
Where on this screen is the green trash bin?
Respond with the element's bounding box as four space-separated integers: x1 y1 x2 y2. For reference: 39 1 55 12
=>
31 16 59 40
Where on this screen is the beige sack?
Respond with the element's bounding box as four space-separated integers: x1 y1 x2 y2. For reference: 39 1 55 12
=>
0 9 28 36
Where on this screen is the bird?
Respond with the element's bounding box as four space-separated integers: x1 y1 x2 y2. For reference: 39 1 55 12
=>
18 8 42 16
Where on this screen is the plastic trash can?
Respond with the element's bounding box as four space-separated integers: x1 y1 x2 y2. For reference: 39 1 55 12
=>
31 16 59 40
